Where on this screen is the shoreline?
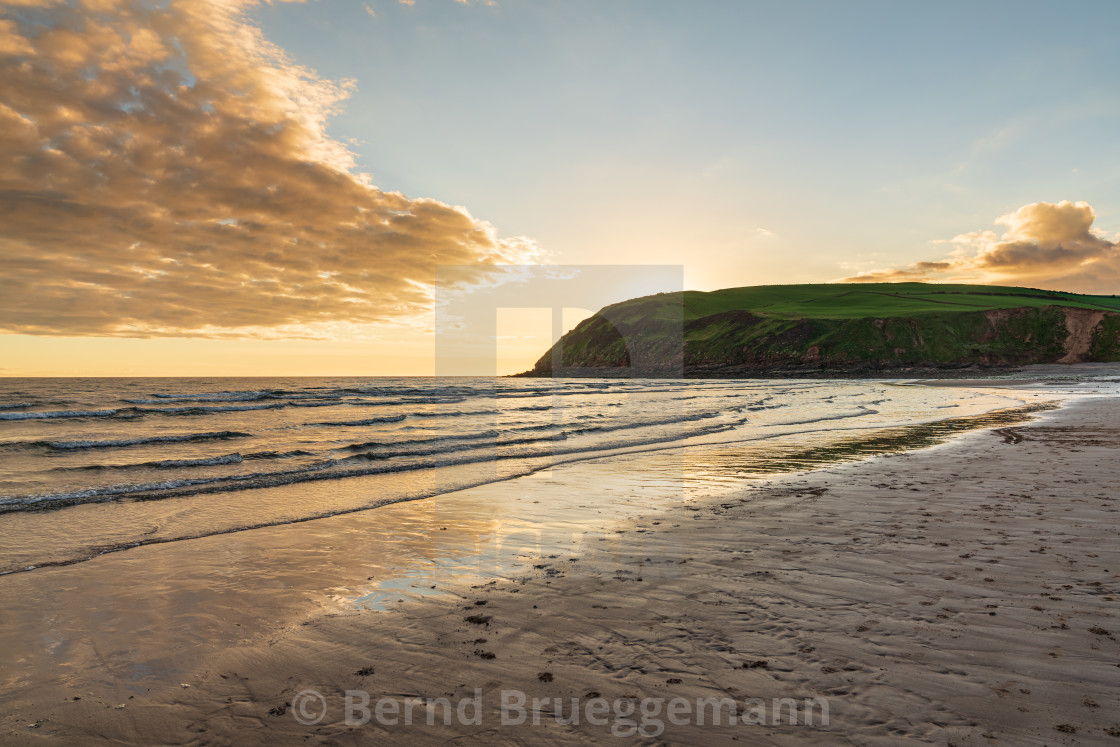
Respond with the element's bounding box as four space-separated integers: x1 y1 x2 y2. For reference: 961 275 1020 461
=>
512 362 1120 381
0 383 1036 577
6 387 1118 743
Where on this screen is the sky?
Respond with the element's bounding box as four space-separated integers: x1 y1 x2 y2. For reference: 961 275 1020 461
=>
2 0 1119 376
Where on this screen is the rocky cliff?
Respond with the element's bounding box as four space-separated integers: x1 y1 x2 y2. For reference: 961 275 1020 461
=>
518 284 1120 378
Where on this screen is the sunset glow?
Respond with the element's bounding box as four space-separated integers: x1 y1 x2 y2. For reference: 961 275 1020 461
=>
2 0 1118 374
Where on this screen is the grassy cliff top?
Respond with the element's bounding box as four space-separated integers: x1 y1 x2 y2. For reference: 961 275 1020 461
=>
600 282 1120 326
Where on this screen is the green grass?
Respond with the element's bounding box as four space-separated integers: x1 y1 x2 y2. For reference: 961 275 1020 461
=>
526 282 1120 374
604 282 1120 323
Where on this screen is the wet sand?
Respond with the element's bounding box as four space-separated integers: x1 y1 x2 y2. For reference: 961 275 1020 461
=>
4 393 1120 744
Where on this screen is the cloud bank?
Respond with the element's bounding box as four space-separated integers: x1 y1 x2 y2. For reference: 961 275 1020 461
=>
0 0 540 337
843 201 1120 294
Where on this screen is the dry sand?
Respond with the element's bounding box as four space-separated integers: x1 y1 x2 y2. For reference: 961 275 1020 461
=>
6 395 1120 745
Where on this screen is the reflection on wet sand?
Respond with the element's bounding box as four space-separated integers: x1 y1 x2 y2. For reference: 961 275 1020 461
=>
0 399 1057 709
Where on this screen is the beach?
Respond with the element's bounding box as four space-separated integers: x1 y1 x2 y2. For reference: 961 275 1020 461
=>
6 0 1120 743
1 379 1117 744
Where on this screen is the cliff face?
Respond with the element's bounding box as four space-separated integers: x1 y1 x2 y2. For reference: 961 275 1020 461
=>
524 304 1120 378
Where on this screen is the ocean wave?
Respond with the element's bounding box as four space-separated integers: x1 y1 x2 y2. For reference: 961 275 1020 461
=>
288 400 364 408
0 409 120 421
144 390 275 402
410 409 498 418
136 403 287 415
492 384 699 400
311 414 408 427
384 411 716 441
0 403 32 410
507 400 620 411
397 396 468 405
345 432 567 461
337 386 476 400
244 450 315 460
565 410 724 435
150 453 246 468
0 419 736 513
0 401 289 420
340 430 501 451
342 412 735 462
59 453 246 471
1 459 338 507
767 408 878 427
128 391 348 405
124 396 264 404
42 431 254 450
0 400 1051 574
487 421 561 434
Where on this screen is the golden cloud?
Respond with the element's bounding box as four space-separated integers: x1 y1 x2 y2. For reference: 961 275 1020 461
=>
0 0 540 337
842 201 1120 293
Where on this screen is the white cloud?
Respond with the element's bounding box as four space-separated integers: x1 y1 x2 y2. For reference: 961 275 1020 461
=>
842 201 1120 293
0 0 541 337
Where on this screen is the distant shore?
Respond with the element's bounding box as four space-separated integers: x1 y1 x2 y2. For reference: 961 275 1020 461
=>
512 366 1022 379
11 382 1118 743
512 362 1120 380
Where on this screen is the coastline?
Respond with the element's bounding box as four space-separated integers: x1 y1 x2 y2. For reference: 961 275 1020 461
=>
7 385 1118 744
511 366 1065 380
514 361 1120 381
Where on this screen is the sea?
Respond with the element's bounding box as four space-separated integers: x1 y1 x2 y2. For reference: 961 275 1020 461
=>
2 374 1090 718
0 376 1047 578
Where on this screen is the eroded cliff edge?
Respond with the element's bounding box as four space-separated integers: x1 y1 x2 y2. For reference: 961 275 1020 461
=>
517 284 1120 378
